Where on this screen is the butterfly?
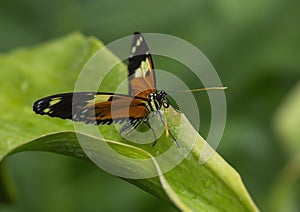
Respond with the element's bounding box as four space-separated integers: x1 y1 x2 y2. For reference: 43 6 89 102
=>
33 32 178 146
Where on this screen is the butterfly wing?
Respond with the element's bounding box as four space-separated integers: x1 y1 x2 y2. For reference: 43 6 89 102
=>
33 33 157 130
33 92 150 125
128 32 156 97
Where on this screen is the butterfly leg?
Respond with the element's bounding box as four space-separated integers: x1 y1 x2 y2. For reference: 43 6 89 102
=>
143 121 158 146
120 119 157 145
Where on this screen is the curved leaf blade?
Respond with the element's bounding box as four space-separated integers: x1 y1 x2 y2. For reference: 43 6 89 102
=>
0 33 258 211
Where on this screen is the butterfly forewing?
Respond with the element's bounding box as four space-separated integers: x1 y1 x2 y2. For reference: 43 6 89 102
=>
33 92 96 120
128 32 156 97
33 92 150 125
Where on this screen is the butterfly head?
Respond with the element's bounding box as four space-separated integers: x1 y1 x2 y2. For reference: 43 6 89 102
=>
147 90 170 110
157 90 170 108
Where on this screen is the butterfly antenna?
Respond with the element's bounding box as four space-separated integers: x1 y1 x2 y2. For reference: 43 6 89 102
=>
167 86 227 93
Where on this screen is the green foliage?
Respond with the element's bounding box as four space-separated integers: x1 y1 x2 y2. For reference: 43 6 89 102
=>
0 33 258 211
269 82 300 212
1 0 300 211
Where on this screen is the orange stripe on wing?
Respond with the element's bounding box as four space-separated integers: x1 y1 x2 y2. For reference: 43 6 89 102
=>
82 96 150 122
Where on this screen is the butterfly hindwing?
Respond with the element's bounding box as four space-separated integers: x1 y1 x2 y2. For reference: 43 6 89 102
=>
33 92 150 125
128 32 156 97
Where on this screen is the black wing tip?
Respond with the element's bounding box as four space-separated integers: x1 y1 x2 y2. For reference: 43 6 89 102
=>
32 99 45 115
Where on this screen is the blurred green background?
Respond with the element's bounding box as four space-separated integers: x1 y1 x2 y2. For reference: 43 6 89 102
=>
1 0 300 211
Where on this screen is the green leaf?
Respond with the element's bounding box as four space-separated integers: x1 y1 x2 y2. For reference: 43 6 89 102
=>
0 33 258 211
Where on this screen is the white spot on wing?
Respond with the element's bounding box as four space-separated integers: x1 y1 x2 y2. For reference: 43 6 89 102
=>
134 60 150 79
134 67 143 78
131 46 136 54
136 39 141 46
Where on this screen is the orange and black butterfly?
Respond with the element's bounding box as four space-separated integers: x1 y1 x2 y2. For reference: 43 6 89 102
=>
33 32 178 145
